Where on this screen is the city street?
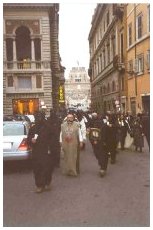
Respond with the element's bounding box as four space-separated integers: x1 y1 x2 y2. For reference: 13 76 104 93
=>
3 138 150 227
3 3 150 228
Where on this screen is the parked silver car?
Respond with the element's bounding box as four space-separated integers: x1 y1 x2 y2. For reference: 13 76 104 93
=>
3 121 32 161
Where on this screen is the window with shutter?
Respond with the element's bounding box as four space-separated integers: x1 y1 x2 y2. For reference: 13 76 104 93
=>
128 60 134 78
147 50 150 70
137 14 143 39
134 58 139 73
136 54 144 74
128 23 132 47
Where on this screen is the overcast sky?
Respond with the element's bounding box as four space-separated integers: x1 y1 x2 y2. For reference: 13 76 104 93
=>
59 3 97 77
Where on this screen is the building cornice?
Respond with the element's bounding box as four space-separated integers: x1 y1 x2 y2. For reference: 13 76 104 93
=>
127 34 150 52
3 3 56 10
90 16 117 61
88 4 106 41
91 62 115 87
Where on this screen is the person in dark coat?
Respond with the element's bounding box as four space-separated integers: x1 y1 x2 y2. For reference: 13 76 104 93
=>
117 113 128 150
125 112 135 137
27 111 54 193
133 115 144 152
105 113 118 164
89 113 109 177
47 109 61 167
125 112 134 130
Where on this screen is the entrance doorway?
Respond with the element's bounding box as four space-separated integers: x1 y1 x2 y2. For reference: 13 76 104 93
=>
12 99 39 115
142 95 150 114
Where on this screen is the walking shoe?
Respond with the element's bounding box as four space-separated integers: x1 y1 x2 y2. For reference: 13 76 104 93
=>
35 187 43 193
44 184 51 191
111 159 116 164
99 169 106 177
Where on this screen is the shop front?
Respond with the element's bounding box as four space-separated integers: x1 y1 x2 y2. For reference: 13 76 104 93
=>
12 98 39 115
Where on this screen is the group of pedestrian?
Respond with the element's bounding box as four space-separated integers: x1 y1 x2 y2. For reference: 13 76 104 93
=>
27 108 150 193
88 110 150 177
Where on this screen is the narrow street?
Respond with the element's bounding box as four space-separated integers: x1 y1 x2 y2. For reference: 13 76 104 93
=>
3 3 150 228
3 138 150 227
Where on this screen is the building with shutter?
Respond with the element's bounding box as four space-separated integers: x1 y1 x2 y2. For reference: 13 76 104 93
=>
88 4 128 114
88 3 150 115
3 3 65 116
126 3 150 114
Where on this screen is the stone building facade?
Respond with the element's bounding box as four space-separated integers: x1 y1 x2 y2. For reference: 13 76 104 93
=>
88 4 128 114
3 3 65 116
65 67 91 111
88 3 150 115
126 4 150 114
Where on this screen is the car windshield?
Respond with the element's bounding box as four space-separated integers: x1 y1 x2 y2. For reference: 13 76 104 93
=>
3 123 25 136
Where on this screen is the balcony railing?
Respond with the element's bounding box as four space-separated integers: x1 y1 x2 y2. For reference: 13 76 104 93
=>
4 60 51 70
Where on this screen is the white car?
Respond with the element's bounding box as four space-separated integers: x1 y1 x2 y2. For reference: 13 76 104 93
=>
3 121 31 161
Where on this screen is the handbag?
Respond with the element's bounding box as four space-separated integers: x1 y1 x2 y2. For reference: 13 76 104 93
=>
89 128 101 142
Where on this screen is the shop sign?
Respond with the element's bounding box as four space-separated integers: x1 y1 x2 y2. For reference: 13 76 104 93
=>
59 85 65 103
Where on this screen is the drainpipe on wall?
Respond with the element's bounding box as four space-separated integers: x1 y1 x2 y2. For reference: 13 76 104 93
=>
134 3 137 97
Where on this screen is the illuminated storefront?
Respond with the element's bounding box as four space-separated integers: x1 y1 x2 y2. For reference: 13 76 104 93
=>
12 99 39 115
